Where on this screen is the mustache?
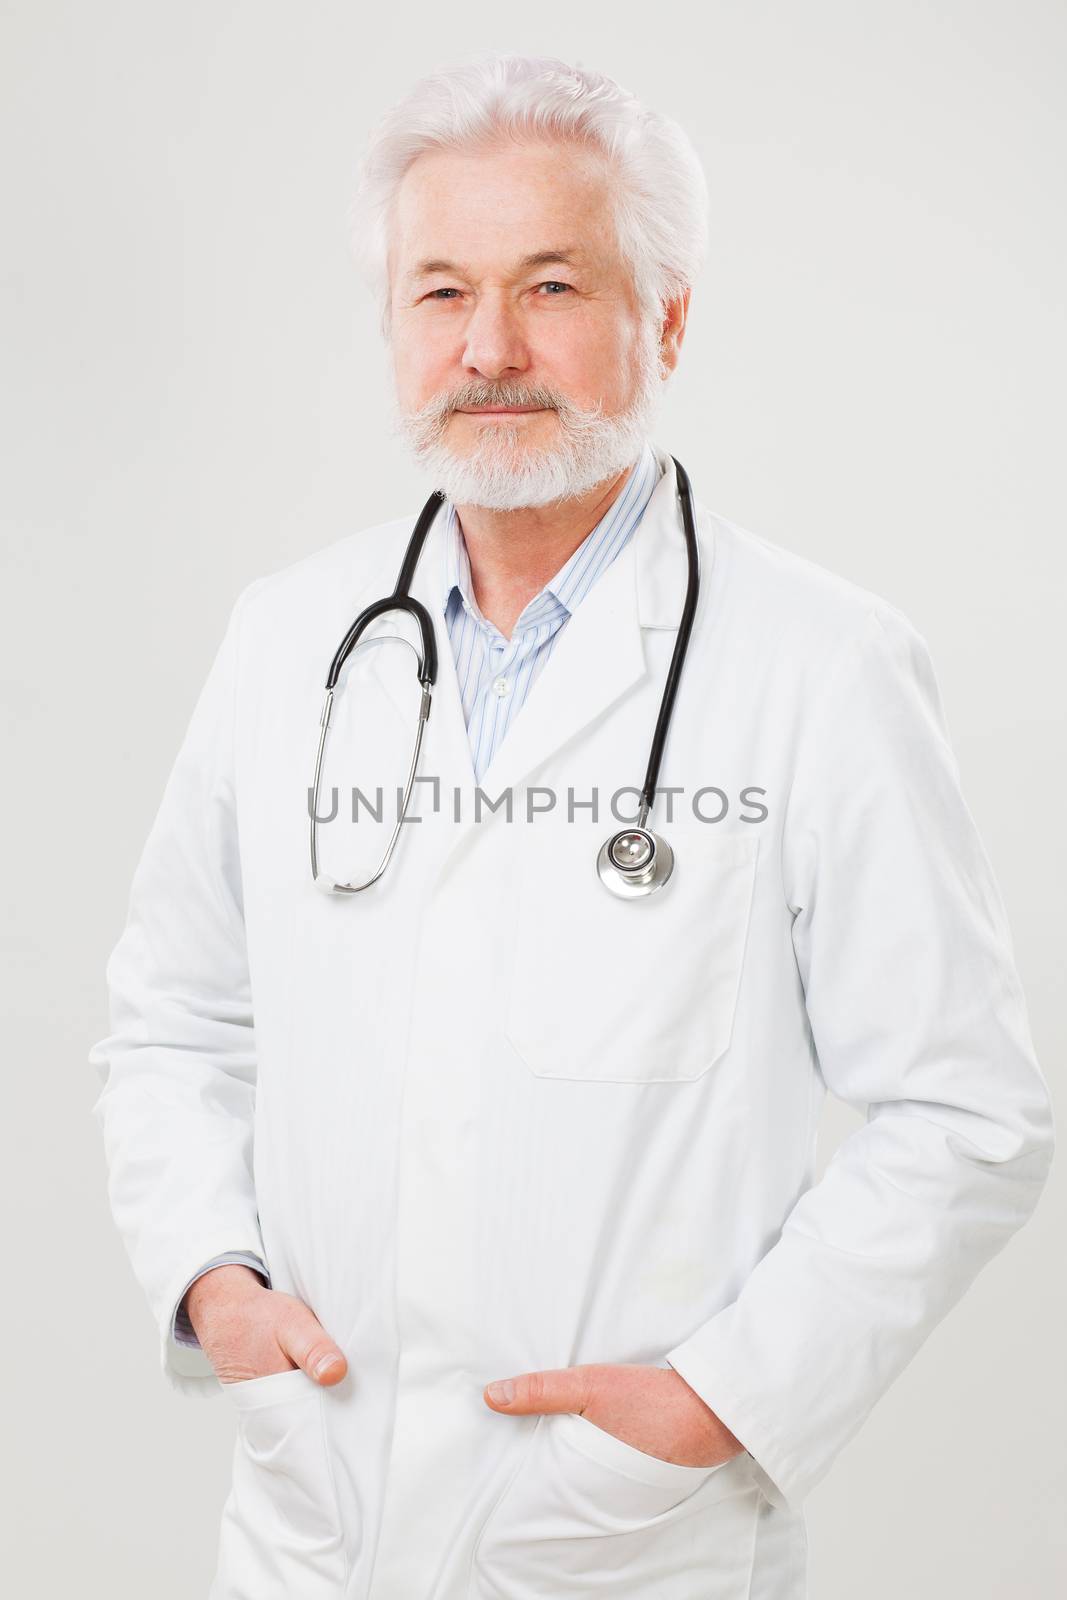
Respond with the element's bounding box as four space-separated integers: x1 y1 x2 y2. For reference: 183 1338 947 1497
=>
411 379 596 423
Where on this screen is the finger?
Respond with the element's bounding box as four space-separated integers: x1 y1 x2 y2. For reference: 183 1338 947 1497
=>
280 1307 348 1386
484 1364 603 1416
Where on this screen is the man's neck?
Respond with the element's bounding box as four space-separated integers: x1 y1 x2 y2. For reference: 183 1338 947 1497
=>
453 463 636 640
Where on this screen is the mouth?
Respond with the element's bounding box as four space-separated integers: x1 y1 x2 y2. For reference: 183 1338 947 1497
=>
455 406 547 416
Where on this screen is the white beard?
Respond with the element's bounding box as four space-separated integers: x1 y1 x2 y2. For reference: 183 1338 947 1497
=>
389 318 666 511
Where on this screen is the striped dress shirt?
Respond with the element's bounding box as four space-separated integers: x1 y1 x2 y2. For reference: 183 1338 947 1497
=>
442 437 662 784
172 437 663 1347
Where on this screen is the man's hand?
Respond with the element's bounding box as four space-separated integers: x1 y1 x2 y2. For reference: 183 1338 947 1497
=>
482 1362 746 1469
185 1264 348 1387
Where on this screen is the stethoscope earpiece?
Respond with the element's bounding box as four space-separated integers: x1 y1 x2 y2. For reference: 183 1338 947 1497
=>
597 827 675 899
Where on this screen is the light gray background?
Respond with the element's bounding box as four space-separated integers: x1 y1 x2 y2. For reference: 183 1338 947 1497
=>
2 1 1063 1594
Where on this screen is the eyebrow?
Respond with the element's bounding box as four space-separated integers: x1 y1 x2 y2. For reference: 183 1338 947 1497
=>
403 249 585 286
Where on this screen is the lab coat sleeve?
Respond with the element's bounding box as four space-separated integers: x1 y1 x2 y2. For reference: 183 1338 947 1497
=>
89 584 270 1396
171 1251 271 1348
664 603 1055 1510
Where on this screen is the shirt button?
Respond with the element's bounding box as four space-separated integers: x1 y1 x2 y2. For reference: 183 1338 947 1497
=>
491 675 511 698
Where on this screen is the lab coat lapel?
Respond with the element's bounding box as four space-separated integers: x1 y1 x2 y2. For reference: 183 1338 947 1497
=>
473 537 644 804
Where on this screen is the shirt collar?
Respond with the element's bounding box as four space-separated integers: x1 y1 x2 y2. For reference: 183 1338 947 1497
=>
441 438 662 630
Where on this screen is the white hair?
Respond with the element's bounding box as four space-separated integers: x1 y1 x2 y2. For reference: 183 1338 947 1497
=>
350 51 709 342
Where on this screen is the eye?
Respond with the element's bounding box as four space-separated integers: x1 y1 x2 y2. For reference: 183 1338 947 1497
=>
426 287 461 301
536 281 573 296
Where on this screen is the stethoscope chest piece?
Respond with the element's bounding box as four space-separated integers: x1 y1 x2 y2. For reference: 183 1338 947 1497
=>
597 827 675 899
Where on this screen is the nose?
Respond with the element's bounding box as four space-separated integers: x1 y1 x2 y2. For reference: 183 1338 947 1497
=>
460 292 529 381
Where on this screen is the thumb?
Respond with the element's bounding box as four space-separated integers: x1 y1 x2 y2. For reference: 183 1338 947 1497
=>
483 1366 596 1416
282 1304 348 1387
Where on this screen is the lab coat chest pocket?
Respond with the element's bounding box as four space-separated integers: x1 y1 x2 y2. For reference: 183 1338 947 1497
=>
215 1367 347 1594
504 824 760 1083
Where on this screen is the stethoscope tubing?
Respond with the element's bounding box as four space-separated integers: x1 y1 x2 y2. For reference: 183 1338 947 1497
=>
311 456 699 894
636 456 699 828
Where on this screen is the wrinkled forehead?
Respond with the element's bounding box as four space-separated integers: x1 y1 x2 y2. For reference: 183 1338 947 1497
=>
387 140 622 286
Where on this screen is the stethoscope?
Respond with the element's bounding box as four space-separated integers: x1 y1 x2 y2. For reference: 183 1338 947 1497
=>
310 455 700 901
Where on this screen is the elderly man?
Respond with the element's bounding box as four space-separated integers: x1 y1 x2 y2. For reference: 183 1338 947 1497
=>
90 51 1054 1600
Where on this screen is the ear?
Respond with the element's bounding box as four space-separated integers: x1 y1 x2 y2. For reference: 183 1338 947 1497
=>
659 288 691 375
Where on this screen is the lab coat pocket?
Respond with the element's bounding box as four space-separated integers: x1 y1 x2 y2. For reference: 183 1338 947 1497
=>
470 1411 760 1599
214 1367 347 1597
505 825 760 1082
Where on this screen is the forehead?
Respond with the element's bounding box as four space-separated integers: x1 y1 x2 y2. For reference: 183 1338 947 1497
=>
390 141 620 276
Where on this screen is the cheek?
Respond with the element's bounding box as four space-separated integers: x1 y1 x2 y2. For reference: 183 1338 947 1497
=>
393 321 453 404
564 326 632 408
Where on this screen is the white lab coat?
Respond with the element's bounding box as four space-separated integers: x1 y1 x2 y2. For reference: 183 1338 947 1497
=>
90 446 1055 1599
